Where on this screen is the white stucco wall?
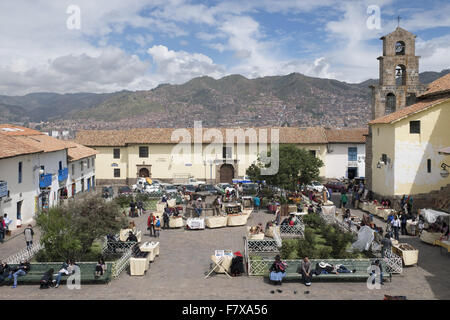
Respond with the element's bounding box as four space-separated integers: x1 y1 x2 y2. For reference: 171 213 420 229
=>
325 143 366 179
68 156 96 196
0 154 39 229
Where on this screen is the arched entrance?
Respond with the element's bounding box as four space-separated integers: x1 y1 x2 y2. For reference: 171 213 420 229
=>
139 168 150 178
219 164 234 183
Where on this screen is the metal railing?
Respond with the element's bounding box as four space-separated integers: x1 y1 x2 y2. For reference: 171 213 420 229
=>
111 247 132 278
4 242 44 264
279 224 305 238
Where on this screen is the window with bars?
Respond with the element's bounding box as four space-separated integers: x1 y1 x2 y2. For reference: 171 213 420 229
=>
114 168 120 178
113 148 120 159
348 147 357 161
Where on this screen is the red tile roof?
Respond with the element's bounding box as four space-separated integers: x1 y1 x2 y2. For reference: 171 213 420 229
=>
324 128 368 143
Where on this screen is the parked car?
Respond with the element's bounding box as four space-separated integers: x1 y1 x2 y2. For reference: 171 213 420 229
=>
118 186 133 195
102 186 114 198
306 181 324 192
163 184 179 196
179 184 196 194
187 178 206 187
242 183 259 195
195 184 218 196
324 181 347 193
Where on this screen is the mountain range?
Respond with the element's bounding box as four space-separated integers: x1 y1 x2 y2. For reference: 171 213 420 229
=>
1 69 449 129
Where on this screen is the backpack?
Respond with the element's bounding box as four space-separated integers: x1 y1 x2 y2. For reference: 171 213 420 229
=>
156 220 161 227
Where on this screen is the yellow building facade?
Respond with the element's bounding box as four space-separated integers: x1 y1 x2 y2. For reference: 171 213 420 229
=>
369 74 450 198
75 127 365 185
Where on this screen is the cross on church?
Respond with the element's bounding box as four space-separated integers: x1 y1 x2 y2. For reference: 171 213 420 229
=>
397 15 401 27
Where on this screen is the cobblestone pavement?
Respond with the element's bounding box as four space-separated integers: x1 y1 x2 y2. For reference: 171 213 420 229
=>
0 195 448 300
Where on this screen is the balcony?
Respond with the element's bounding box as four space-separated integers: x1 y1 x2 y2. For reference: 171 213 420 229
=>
39 174 52 188
58 168 68 182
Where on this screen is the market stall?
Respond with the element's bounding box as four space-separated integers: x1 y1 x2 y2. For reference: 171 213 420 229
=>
420 230 443 245
205 216 228 228
321 205 336 215
169 216 184 228
246 226 265 240
139 241 160 262
392 243 419 266
227 214 248 226
186 217 205 230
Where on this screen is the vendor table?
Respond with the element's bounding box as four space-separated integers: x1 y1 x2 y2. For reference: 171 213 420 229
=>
205 255 233 278
225 204 242 214
227 214 248 226
434 240 450 253
130 257 149 276
140 241 160 262
119 228 136 242
205 216 228 228
186 218 205 230
420 230 443 245
169 216 184 228
375 207 394 220
156 202 166 213
392 243 419 266
265 225 279 238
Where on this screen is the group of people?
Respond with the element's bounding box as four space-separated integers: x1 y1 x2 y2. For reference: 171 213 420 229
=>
269 255 385 287
0 260 31 288
129 200 144 218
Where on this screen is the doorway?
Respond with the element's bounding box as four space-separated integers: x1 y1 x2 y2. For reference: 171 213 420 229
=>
348 167 358 180
139 167 150 177
219 164 234 183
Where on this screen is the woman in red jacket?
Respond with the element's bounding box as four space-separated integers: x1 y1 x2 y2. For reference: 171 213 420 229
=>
147 213 155 237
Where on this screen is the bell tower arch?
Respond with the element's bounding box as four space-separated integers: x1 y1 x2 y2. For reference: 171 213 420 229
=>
370 27 427 119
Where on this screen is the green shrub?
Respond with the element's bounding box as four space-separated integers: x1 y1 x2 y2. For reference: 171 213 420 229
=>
281 239 300 259
115 194 134 208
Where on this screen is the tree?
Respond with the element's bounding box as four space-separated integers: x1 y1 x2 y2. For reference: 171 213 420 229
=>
36 193 128 261
246 144 323 191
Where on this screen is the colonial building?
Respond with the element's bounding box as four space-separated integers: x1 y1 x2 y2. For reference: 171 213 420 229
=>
368 73 450 210
324 128 367 179
0 124 97 230
75 126 367 185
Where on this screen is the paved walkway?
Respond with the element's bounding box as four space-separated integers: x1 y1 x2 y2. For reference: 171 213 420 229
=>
0 196 448 300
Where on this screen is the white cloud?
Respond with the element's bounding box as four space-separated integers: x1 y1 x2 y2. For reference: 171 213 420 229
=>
147 45 225 84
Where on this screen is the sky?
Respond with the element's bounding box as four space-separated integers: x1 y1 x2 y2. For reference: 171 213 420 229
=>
0 0 449 95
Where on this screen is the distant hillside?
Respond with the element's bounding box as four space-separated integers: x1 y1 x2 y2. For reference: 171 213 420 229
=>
0 69 448 128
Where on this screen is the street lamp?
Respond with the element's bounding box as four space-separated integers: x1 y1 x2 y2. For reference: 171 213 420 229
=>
440 163 450 178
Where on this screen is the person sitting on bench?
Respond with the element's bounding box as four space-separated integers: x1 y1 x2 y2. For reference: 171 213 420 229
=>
40 268 54 289
300 257 312 286
95 258 107 278
6 260 31 288
269 255 287 285
0 261 12 284
126 231 138 242
54 259 76 288
230 251 245 277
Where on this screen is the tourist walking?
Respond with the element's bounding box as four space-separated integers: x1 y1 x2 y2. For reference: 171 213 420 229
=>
24 224 34 250
300 257 312 286
154 216 161 237
213 196 221 216
130 200 136 217
147 213 155 237
163 208 170 229
137 200 143 216
391 214 401 241
341 192 348 214
253 195 261 212
400 212 408 235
